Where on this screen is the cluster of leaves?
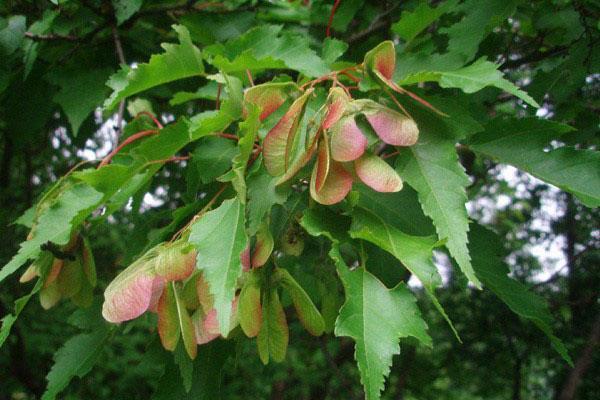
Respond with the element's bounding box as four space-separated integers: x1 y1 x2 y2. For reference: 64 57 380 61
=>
0 1 598 399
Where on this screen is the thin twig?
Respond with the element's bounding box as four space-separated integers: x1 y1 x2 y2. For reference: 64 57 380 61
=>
111 24 127 137
144 155 190 166
246 69 255 86
24 32 79 41
326 0 342 37
218 133 239 141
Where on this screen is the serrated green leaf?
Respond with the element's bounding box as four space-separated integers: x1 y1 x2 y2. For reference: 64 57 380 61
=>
188 198 247 335
396 130 481 289
152 340 234 400
113 0 143 25
205 25 328 77
104 25 204 109
469 224 572 364
42 327 112 400
246 169 289 235
468 118 599 207
0 278 44 348
391 0 459 43
349 207 460 340
189 136 237 185
330 244 431 400
0 182 102 284
440 0 518 63
400 58 539 107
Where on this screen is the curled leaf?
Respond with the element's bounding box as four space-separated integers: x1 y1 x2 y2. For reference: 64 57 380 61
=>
355 152 403 193
330 116 367 162
263 89 313 176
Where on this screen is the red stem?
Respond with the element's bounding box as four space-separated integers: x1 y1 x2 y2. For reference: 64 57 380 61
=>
326 0 341 37
134 111 163 129
98 129 159 168
246 69 255 86
218 133 239 141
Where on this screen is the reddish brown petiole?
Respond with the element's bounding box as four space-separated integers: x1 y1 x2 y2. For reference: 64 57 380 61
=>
98 129 159 168
134 111 163 129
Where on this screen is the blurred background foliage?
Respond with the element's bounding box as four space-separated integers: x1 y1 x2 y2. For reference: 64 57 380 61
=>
0 0 598 399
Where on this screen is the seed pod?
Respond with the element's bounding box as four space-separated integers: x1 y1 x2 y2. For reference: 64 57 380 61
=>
330 116 367 162
40 281 61 310
239 271 262 337
275 268 325 336
251 223 274 268
310 141 353 205
281 225 305 257
243 81 298 121
354 152 403 193
257 288 288 364
154 241 196 282
263 89 313 176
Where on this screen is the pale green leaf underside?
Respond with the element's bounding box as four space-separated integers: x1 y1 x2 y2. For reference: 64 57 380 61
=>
42 327 112 400
188 198 247 335
349 207 460 340
400 58 539 108
104 25 204 109
396 133 481 289
331 245 431 400
469 118 599 207
0 182 103 284
469 224 572 364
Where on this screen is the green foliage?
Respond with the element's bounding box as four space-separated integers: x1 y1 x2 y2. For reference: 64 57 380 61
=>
469 118 600 207
188 198 247 335
331 245 431 400
397 129 479 288
43 325 113 400
1 1 597 399
104 25 204 109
